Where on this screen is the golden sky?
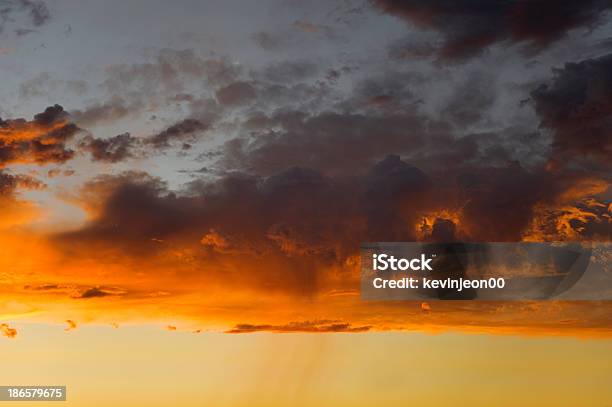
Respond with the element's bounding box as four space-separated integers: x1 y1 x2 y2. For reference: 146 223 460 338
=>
1 326 611 407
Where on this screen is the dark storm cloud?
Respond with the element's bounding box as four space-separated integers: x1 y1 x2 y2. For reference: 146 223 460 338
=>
54 37 611 255
371 0 612 60
53 132 611 300
55 152 597 255
364 155 434 242
441 71 496 126
222 110 430 175
80 133 137 163
531 53 612 168
0 104 80 167
57 172 185 243
54 167 364 293
217 95 607 241
458 163 553 241
57 167 363 254
225 320 371 333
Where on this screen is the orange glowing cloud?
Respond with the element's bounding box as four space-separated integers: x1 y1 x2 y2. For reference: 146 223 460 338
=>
1 153 608 339
0 323 17 338
0 105 80 168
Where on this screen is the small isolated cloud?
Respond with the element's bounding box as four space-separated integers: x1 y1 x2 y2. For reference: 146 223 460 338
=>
64 319 77 332
225 320 372 334
0 323 17 338
78 287 113 299
166 325 177 331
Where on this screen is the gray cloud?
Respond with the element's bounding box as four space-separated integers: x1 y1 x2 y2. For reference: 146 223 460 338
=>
146 118 211 149
70 97 136 127
253 59 320 83
215 81 257 106
80 132 138 163
0 0 50 36
19 73 88 99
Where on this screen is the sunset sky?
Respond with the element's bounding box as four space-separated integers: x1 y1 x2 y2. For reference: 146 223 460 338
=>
0 0 611 405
